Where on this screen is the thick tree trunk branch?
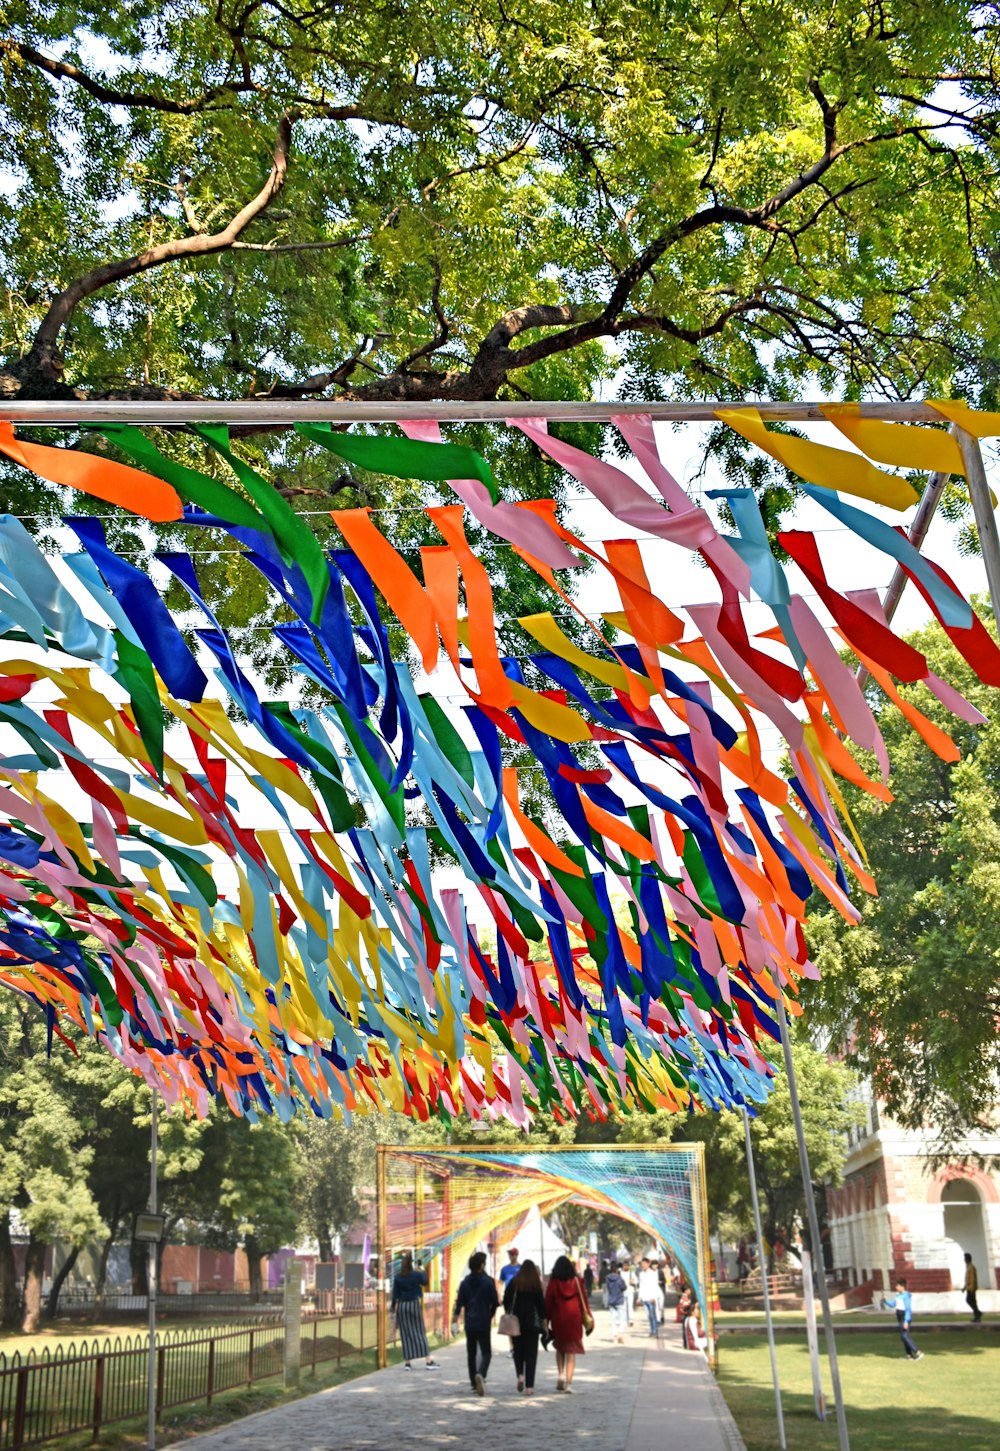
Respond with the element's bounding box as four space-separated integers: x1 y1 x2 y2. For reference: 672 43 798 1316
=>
0 93 948 411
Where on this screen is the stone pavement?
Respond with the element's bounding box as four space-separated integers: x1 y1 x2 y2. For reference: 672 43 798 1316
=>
164 1318 746 1451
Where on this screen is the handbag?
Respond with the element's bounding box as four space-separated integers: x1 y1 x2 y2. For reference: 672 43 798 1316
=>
498 1288 521 1337
578 1278 595 1336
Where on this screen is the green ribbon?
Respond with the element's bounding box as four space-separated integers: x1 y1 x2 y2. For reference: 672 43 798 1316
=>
112 630 164 780
89 425 265 530
295 423 500 504
192 427 330 624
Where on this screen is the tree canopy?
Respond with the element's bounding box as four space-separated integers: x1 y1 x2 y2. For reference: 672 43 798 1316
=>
806 610 1000 1150
2 1 999 411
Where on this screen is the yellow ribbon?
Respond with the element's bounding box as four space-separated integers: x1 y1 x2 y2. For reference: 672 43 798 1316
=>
717 407 918 510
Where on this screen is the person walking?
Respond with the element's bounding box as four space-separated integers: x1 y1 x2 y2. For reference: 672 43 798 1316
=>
604 1261 627 1344
544 1253 592 1393
453 1251 499 1395
502 1257 546 1395
583 1261 595 1298
963 1252 983 1322
883 1277 923 1361
621 1259 635 1327
391 1254 438 1370
654 1258 666 1326
637 1257 660 1338
499 1247 522 1292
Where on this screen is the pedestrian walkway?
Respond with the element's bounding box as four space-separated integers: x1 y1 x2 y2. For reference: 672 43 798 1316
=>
164 1323 746 1451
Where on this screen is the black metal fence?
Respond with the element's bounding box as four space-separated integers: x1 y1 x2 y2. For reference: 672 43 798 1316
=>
0 1310 386 1451
54 1288 287 1320
52 1287 374 1321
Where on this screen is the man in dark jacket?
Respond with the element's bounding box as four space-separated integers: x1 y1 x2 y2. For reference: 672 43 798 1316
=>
453 1251 499 1394
604 1263 627 1343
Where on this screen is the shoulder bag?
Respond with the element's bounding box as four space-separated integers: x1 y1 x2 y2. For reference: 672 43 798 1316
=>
578 1278 595 1335
498 1287 521 1337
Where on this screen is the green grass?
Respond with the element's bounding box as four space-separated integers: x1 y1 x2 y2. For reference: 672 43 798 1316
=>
718 1331 1000 1451
714 1309 983 1326
0 1319 223 1357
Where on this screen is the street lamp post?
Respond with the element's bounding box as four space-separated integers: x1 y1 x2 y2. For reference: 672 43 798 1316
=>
133 1089 165 1451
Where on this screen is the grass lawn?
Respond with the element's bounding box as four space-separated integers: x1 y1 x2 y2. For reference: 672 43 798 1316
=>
714 1309 982 1326
0 1319 216 1356
718 1330 1000 1451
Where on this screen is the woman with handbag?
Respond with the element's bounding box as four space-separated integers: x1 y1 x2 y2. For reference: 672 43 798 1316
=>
543 1254 593 1393
501 1258 546 1395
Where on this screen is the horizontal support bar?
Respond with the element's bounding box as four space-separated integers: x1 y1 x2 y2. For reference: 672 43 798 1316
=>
0 398 947 426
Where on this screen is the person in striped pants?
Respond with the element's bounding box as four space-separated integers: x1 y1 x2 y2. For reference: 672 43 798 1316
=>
391 1253 438 1370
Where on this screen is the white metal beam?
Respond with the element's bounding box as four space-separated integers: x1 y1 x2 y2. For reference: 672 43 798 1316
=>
0 398 953 426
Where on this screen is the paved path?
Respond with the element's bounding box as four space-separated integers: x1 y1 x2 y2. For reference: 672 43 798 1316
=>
164 1321 745 1451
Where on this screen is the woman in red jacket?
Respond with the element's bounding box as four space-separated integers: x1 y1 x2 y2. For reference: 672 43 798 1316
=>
544 1255 591 1392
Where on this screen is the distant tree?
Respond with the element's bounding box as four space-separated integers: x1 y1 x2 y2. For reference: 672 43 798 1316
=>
184 1114 301 1300
292 1116 384 1263
618 1034 862 1267
0 997 104 1331
806 611 1000 1149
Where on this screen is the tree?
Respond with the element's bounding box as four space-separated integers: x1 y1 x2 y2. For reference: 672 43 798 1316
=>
292 1116 382 1263
185 1114 301 1299
2 1 998 429
617 1035 862 1266
552 1202 646 1261
806 611 1000 1149
0 996 104 1330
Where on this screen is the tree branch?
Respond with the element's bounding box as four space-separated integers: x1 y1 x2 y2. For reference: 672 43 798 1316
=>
231 234 368 253
420 130 533 199
398 264 450 369
1 39 433 127
0 38 253 113
19 112 297 381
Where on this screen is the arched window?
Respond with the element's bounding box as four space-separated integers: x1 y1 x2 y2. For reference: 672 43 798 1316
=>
941 1179 990 1292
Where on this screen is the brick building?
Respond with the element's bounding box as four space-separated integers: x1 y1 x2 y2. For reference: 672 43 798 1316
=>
826 1082 1000 1312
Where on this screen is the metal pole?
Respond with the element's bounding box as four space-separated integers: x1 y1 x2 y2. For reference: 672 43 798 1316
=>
801 1248 826 1422
695 1142 717 1371
777 1008 850 1451
147 1087 158 1451
851 452 953 696
954 428 1000 634
742 1107 786 1450
376 1143 388 1370
0 399 950 426
442 1169 452 1343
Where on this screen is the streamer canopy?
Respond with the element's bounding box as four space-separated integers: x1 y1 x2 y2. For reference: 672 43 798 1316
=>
0 406 995 1124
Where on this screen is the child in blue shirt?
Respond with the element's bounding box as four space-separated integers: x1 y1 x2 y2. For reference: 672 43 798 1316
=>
882 1277 923 1360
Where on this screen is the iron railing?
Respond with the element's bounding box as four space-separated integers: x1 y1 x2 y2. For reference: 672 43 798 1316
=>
0 1301 438 1451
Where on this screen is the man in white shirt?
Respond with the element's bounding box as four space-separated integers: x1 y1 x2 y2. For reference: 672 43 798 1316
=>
621 1259 635 1326
637 1258 660 1337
